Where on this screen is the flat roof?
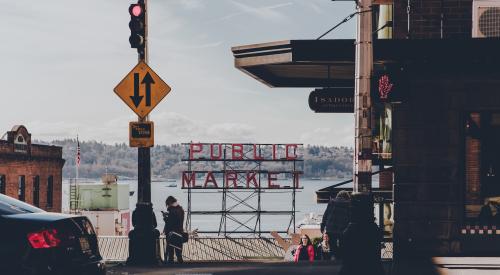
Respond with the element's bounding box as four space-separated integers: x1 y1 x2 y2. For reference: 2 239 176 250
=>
232 38 500 88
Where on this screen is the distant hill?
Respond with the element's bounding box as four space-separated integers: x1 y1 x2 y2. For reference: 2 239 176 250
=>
38 139 353 180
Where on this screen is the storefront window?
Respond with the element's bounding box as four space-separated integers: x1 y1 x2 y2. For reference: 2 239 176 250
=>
373 103 392 163
465 112 500 224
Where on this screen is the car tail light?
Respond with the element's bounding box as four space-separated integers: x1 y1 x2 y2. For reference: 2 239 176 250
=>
27 229 61 249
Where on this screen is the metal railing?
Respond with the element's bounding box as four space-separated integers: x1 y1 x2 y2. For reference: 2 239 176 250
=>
97 236 393 262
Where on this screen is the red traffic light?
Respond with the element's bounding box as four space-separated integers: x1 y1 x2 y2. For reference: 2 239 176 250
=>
129 4 144 17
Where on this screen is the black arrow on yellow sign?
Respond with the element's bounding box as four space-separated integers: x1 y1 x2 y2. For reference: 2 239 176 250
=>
130 73 143 107
142 72 155 107
130 72 156 108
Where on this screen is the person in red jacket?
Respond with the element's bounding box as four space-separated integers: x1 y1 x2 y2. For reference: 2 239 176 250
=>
294 234 315 263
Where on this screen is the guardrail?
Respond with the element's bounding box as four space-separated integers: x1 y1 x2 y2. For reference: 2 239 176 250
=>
97 236 393 262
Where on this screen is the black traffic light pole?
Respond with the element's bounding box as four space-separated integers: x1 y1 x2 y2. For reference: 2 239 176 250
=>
127 0 160 266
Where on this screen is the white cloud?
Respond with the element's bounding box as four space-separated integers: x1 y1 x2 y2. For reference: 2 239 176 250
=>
0 0 356 148
210 1 293 23
25 112 257 145
179 0 205 10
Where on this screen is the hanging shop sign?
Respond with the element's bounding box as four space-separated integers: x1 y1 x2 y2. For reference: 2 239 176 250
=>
308 88 354 113
372 65 408 103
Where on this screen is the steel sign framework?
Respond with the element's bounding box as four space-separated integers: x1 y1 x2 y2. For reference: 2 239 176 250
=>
181 143 304 236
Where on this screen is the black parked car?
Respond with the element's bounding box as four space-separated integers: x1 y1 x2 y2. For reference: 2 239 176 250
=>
0 193 106 275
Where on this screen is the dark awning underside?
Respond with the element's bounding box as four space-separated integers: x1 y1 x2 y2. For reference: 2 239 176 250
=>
232 38 500 88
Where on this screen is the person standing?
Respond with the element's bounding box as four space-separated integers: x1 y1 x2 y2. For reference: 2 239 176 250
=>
294 234 315 263
163 196 185 264
320 190 351 259
317 232 333 260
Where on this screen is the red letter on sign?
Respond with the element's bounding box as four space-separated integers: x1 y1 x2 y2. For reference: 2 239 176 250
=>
204 172 219 188
182 172 196 188
272 144 277 160
268 172 281 189
189 143 203 159
286 144 298 160
225 172 238 188
210 144 222 160
246 171 259 188
232 144 244 160
253 144 264 160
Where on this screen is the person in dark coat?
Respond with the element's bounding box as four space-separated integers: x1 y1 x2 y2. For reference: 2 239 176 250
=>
321 190 351 259
339 193 384 275
163 196 185 264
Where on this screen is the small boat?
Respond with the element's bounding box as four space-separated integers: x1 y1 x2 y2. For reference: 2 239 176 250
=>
166 183 177 187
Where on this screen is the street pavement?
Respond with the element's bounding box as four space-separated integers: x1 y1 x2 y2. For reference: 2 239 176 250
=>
107 261 343 275
107 258 500 275
434 257 500 275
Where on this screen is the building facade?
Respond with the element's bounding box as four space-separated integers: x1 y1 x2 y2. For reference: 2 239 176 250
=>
0 125 65 212
232 0 500 256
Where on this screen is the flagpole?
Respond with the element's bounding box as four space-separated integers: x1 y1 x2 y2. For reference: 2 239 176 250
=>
76 135 79 183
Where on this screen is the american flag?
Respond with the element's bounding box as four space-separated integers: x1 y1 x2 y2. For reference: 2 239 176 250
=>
76 137 81 167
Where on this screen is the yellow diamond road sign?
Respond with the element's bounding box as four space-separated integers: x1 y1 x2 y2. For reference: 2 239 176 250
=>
114 61 171 119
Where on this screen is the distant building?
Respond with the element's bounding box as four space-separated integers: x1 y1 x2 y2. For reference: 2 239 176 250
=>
0 125 65 212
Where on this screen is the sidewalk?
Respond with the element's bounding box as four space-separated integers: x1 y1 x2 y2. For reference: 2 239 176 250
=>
107 261 343 275
107 258 500 275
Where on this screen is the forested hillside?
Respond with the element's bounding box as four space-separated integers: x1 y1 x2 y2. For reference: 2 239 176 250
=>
40 140 353 180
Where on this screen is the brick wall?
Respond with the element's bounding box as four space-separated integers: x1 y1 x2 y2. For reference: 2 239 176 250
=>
0 159 63 212
393 69 500 255
31 144 62 159
393 0 473 39
0 141 13 154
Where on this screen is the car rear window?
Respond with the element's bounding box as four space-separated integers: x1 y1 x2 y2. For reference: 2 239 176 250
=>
0 193 45 215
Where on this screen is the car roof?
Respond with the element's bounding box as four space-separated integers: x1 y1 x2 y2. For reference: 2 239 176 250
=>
0 193 45 215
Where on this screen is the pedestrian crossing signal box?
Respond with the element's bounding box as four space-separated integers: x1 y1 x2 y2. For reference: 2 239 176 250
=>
129 121 154 148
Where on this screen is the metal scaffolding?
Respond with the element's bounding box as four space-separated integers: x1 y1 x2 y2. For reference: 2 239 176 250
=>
182 143 303 236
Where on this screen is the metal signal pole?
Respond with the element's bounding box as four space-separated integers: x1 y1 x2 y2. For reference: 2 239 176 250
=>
128 0 160 266
137 0 151 206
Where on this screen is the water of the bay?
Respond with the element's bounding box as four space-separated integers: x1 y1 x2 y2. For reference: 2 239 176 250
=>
63 178 380 235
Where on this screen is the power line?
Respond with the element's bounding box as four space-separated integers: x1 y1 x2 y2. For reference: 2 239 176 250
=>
316 9 372 40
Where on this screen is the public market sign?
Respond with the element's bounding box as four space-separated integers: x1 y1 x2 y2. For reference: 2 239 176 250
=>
114 61 171 119
181 143 303 189
308 88 354 113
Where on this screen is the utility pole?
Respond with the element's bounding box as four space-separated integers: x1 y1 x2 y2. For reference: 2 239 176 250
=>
341 4 383 273
353 0 373 194
127 0 160 265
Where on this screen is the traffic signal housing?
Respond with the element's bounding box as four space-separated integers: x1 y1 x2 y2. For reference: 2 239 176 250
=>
129 1 146 57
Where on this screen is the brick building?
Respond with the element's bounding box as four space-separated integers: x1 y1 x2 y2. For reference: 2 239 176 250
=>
231 0 500 257
0 125 65 212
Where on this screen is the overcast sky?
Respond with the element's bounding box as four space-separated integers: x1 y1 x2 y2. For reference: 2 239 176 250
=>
0 0 357 146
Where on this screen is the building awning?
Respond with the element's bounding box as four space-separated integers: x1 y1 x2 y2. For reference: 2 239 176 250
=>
232 40 355 88
232 38 500 88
